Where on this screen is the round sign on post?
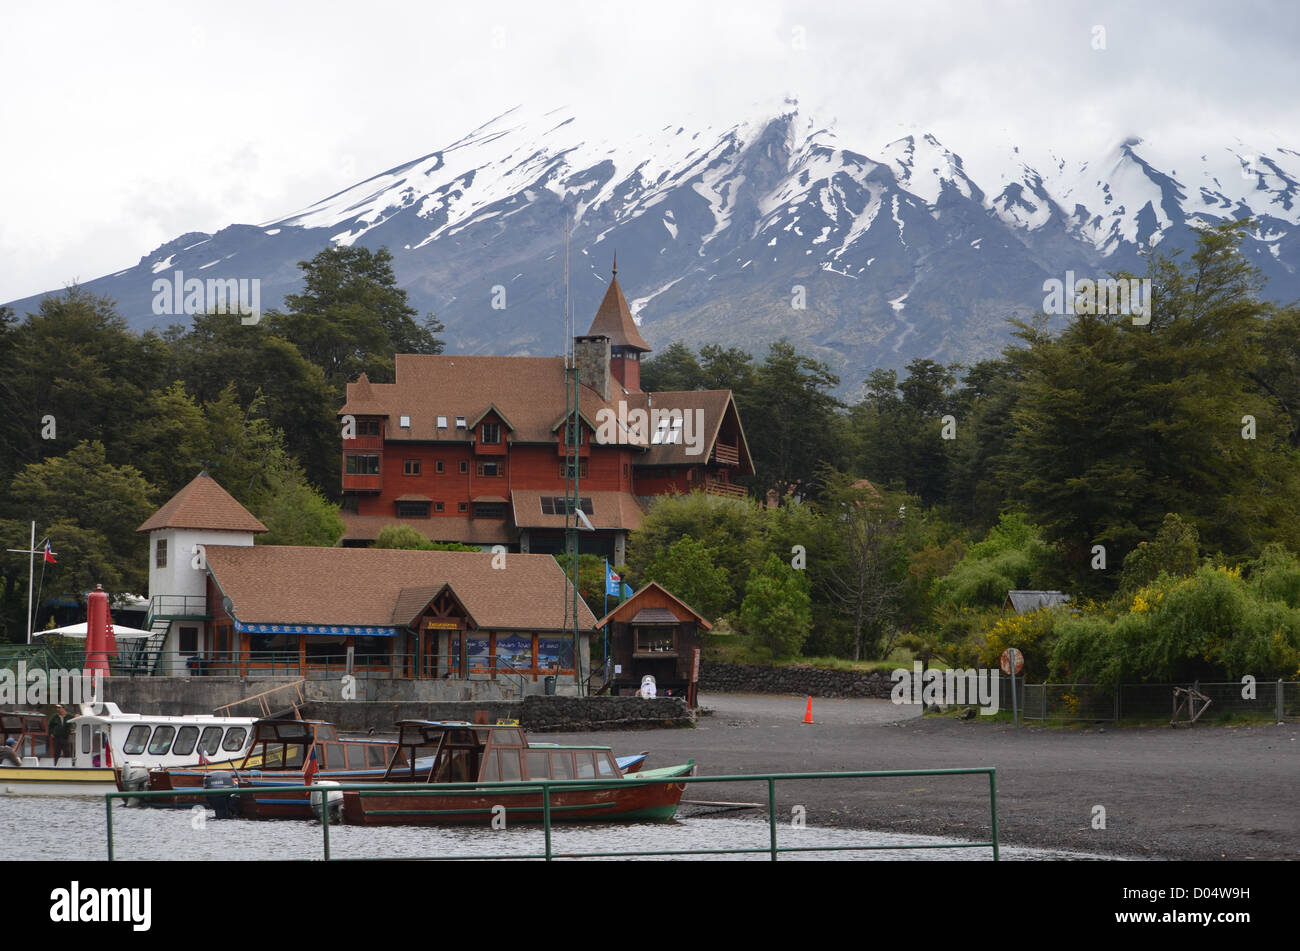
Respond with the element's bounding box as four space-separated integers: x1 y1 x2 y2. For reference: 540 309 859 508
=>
1000 648 1024 676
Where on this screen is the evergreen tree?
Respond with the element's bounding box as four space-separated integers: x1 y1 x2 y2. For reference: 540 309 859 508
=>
745 339 845 496
162 311 339 494
268 245 444 389
640 342 705 392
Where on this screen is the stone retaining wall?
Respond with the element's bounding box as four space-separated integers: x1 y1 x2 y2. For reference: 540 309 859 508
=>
700 661 894 699
92 678 693 733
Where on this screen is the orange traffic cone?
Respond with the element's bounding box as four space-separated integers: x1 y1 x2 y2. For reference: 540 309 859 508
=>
802 696 814 724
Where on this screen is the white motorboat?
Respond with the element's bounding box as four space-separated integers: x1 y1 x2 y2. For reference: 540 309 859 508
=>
0 702 257 796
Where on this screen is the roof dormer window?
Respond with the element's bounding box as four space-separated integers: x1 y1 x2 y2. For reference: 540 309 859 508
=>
455 416 467 430
399 415 411 428
436 415 448 429
651 414 683 445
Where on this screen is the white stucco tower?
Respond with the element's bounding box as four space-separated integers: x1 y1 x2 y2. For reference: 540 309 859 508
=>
135 472 267 674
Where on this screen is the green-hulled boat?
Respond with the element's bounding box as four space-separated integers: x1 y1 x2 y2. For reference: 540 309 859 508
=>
339 720 694 826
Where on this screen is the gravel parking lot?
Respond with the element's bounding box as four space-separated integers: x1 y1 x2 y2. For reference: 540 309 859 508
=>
545 693 1299 860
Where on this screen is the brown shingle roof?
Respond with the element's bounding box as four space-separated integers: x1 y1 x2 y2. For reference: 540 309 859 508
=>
510 490 645 531
586 265 651 352
339 513 512 546
596 581 713 630
340 354 624 444
392 584 476 627
205 545 596 631
338 372 389 417
136 473 268 534
626 390 755 473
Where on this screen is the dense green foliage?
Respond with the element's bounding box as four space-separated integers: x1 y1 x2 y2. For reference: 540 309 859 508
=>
0 246 430 638
6 222 1300 685
633 222 1300 677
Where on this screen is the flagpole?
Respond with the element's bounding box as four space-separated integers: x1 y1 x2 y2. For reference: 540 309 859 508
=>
27 521 35 645
5 523 51 645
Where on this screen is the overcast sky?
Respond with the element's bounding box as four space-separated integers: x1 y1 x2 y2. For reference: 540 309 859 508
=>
1 0 1296 304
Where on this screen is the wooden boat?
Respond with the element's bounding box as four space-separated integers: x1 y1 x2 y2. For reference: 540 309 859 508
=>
143 718 401 818
340 720 694 826
615 751 649 773
0 703 257 797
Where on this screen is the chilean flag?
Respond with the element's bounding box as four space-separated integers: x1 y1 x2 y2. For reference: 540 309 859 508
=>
43 540 56 564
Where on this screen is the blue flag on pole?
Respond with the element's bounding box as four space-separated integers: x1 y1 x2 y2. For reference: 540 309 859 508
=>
605 559 622 597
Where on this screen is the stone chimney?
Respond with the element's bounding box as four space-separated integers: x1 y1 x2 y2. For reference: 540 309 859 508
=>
574 334 611 399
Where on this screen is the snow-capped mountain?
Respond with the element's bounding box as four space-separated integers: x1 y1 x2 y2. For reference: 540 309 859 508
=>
9 105 1298 397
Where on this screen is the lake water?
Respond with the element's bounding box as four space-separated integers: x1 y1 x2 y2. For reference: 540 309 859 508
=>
2 796 1116 861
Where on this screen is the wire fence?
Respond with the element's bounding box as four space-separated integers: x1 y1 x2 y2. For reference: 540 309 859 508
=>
105 767 1001 862
1005 679 1299 723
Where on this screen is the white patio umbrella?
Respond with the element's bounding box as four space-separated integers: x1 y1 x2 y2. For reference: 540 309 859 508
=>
36 622 154 640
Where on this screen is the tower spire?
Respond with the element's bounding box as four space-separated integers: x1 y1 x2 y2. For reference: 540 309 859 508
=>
612 252 617 277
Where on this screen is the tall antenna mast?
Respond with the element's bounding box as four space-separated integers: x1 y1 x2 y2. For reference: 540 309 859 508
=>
562 215 583 694
564 215 572 368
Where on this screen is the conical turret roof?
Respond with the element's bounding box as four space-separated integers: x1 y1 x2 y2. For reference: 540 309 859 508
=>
585 259 651 352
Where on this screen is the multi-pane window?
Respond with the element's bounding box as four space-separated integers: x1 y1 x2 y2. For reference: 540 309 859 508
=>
477 462 501 477
558 462 588 479
345 454 380 475
473 502 506 519
403 459 421 476
156 538 167 568
357 420 381 436
481 422 501 444
396 501 431 518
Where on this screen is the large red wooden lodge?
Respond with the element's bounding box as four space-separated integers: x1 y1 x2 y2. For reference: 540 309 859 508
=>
338 263 755 562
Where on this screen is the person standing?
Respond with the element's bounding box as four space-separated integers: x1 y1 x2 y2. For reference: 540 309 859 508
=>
49 704 73 765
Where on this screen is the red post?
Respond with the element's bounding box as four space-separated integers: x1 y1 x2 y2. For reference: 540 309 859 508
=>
85 585 112 676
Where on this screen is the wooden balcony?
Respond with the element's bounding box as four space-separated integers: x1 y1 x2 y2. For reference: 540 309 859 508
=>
712 442 740 466
342 434 384 451
342 473 382 493
704 481 747 499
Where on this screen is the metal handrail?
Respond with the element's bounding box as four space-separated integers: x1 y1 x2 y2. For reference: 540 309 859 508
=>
104 767 998 862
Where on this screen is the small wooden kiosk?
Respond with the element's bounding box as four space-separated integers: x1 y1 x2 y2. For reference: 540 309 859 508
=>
598 582 711 705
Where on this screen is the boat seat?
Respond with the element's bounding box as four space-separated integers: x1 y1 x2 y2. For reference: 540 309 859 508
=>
21 757 39 767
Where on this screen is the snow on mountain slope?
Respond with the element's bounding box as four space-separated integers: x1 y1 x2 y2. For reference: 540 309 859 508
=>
8 103 1296 395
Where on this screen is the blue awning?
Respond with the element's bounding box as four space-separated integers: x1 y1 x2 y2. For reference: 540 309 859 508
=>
233 621 399 637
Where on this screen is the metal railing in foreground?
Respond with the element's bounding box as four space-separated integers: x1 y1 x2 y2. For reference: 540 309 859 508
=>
105 767 998 862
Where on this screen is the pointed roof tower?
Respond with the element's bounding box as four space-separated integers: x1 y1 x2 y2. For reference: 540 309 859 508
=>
339 371 389 417
586 257 652 353
136 471 268 534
